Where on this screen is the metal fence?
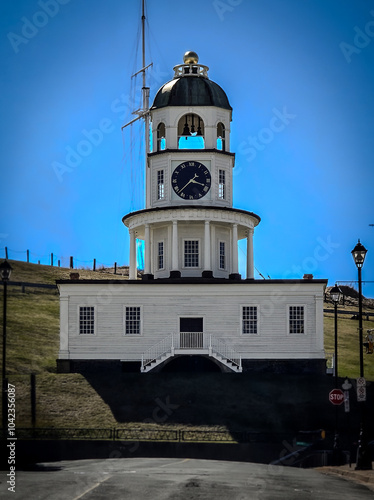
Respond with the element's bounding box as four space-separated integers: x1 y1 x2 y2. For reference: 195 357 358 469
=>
14 428 294 444
16 428 114 440
116 428 179 442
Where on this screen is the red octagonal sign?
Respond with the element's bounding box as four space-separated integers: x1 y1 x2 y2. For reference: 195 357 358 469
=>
329 389 344 405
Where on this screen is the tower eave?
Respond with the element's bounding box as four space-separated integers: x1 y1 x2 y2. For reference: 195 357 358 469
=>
147 149 235 159
122 205 261 227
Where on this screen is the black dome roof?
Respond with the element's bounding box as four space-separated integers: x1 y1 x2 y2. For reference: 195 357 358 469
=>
151 76 232 111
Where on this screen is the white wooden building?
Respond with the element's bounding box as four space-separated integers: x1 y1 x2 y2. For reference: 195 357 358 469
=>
57 52 327 374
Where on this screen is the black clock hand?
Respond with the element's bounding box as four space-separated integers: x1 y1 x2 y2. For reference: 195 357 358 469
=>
178 178 194 193
190 179 204 186
178 173 199 193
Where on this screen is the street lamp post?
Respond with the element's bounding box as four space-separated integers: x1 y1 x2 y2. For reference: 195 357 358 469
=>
1 260 13 435
351 240 372 470
330 284 342 464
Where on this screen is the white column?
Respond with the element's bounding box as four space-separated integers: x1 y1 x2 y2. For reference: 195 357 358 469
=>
172 221 179 270
204 221 211 270
144 224 151 274
129 229 137 279
59 296 69 358
247 228 254 279
315 295 325 352
232 224 238 274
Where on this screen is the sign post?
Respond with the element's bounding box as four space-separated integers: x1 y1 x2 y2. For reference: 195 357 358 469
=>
342 378 352 413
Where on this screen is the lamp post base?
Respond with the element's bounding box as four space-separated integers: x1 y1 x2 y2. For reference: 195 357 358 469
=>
331 432 346 466
355 424 373 470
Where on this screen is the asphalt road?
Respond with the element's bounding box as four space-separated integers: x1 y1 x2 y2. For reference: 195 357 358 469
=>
1 458 373 499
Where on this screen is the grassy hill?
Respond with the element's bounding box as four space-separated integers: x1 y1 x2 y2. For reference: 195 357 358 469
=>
1 260 373 434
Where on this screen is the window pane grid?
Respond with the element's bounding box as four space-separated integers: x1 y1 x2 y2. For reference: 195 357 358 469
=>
79 306 94 335
184 240 199 267
242 306 257 334
126 306 141 335
218 169 226 199
157 170 165 200
219 241 225 269
158 241 164 270
289 306 304 334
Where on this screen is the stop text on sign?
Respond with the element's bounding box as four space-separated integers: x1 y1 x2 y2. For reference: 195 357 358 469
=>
329 389 344 405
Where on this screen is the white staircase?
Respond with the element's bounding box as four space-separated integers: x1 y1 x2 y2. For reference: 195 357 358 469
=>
141 333 242 373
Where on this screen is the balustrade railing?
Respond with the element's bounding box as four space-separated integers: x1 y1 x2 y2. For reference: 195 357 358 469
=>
178 331 205 349
141 332 241 371
142 333 174 369
210 336 242 370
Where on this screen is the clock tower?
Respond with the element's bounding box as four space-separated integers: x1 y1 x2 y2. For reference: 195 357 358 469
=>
123 51 260 280
57 46 327 376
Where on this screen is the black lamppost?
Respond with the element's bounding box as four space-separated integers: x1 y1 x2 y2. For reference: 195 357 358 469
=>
1 260 12 434
351 240 372 470
330 284 342 464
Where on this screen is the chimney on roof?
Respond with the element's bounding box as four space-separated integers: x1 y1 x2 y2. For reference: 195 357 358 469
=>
303 274 313 280
70 272 80 280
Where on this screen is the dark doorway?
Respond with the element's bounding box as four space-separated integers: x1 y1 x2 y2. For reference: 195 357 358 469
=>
180 317 203 332
179 317 204 348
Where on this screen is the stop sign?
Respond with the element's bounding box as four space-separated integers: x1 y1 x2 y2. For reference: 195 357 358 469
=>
329 389 344 405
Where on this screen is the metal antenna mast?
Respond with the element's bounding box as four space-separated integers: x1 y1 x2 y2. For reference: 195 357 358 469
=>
121 0 152 155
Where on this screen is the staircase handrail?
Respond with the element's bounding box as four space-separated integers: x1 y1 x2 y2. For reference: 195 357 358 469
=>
210 335 242 369
142 333 173 369
141 332 242 372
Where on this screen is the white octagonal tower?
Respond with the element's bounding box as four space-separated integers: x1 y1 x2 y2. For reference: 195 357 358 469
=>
123 51 260 280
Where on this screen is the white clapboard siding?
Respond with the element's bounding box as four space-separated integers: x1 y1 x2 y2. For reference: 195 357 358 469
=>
59 281 325 361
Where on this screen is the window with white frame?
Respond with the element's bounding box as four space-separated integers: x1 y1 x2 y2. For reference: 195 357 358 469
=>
158 241 164 270
79 306 95 335
157 170 165 200
219 241 225 270
289 306 305 334
218 169 226 199
125 306 141 335
242 306 258 334
184 240 199 267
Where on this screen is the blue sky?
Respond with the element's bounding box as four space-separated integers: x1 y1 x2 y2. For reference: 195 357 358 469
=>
1 0 374 296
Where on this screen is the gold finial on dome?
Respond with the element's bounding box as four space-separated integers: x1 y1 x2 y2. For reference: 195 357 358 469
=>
183 51 199 64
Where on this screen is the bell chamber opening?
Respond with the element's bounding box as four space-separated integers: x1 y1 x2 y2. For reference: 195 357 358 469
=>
217 122 226 151
157 122 166 151
178 113 205 150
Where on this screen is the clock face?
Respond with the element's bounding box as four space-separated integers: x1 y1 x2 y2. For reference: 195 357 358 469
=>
171 161 211 200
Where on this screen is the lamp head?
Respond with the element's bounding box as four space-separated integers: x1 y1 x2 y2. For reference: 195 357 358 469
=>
351 239 368 269
0 260 12 281
330 284 342 304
